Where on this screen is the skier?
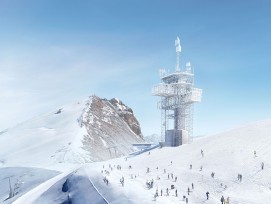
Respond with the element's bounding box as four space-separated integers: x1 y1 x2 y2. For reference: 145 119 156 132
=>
166 188 169 196
187 187 190 195
161 189 163 196
192 183 194 189
120 178 124 187
200 166 203 171
186 197 188 203
175 176 177 182
146 181 150 189
254 150 257 157
226 196 230 204
190 164 192 169
67 194 71 203
261 162 264 170
211 172 215 178
206 192 209 200
201 149 204 157
154 194 157 201
151 179 154 188
175 189 178 197
221 195 225 204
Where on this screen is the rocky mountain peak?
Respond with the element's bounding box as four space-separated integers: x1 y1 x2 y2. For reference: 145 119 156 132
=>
109 98 142 137
80 95 144 161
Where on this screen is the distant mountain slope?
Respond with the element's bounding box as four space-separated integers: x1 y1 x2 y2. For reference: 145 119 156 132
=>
144 134 160 144
0 95 143 167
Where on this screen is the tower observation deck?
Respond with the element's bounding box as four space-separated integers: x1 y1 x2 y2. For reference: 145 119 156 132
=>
152 37 202 146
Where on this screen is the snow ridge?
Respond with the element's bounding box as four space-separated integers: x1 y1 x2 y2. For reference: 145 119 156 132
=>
0 95 144 167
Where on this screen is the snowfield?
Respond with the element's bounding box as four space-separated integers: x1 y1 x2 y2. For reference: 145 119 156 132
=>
0 167 59 204
0 100 89 167
12 119 271 204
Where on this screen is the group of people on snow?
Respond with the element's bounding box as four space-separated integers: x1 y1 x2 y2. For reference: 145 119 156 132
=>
221 195 230 204
100 148 265 204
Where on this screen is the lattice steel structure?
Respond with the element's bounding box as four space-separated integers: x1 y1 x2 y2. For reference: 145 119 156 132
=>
152 37 202 146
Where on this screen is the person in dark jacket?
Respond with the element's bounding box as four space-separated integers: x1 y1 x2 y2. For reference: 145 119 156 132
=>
221 195 225 204
206 192 209 200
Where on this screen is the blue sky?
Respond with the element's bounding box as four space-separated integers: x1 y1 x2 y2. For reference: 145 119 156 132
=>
0 0 271 136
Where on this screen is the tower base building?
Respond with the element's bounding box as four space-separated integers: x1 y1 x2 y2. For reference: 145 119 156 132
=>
164 129 188 147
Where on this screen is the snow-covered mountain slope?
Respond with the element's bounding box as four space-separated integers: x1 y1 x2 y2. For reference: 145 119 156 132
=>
0 167 59 204
16 119 271 204
0 95 143 167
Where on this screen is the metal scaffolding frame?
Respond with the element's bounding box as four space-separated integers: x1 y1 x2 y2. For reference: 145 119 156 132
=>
152 37 202 145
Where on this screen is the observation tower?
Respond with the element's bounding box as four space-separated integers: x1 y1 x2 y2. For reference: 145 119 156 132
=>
152 37 202 146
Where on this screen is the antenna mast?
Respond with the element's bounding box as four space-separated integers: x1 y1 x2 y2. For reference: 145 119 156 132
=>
175 37 181 71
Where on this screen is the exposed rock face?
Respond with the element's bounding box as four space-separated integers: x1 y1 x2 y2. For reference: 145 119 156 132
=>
109 98 143 138
80 95 144 162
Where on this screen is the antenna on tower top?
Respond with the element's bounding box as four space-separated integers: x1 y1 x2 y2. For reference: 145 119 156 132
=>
175 37 181 71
